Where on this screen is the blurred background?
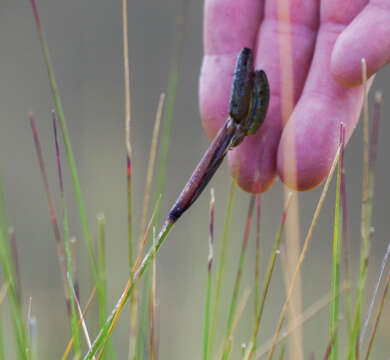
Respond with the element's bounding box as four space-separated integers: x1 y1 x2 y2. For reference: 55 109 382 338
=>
0 0 389 358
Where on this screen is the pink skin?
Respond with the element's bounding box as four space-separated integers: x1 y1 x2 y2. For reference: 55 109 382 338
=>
331 0 390 87
200 0 389 193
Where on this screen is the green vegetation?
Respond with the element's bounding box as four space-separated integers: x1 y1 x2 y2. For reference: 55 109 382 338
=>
0 2 388 360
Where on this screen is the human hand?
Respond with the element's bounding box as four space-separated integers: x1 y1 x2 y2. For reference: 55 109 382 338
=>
199 0 390 193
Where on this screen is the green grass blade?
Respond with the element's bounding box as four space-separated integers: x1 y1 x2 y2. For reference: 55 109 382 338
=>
63 203 82 359
359 92 383 345
329 125 344 360
219 288 251 360
208 180 237 358
97 214 115 360
353 60 371 350
221 196 255 360
203 261 213 360
245 193 293 360
0 171 28 359
347 62 379 360
203 189 215 360
0 284 5 360
277 341 286 360
149 228 158 360
84 221 174 360
135 281 150 360
254 195 261 324
0 230 28 360
53 115 81 358
340 123 352 331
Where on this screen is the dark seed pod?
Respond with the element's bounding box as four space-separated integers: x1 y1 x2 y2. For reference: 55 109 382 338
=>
229 48 254 124
246 70 270 136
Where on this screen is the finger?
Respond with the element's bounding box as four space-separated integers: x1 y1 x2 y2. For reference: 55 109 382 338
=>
199 0 264 138
331 0 390 87
228 0 320 193
277 0 370 191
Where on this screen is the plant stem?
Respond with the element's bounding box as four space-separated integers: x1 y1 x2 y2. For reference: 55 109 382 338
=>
203 189 215 360
208 180 237 358
245 193 293 360
84 220 174 360
329 125 345 360
222 196 255 359
53 112 81 358
0 171 28 359
347 59 375 359
266 147 341 360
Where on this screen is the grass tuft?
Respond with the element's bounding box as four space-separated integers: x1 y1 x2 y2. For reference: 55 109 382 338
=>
135 1 188 352
245 192 293 360
1 4 386 360
221 195 256 360
0 168 29 360
266 146 341 360
29 0 98 286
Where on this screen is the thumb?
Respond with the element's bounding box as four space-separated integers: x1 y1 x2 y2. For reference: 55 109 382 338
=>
331 1 390 87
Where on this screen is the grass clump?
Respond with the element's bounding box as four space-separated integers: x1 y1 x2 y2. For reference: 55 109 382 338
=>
0 2 388 360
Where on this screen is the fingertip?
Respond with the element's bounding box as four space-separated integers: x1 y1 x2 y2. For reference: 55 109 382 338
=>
277 136 332 191
228 147 277 194
233 171 277 194
276 84 364 191
331 4 390 88
276 110 338 191
330 46 363 88
330 31 370 88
